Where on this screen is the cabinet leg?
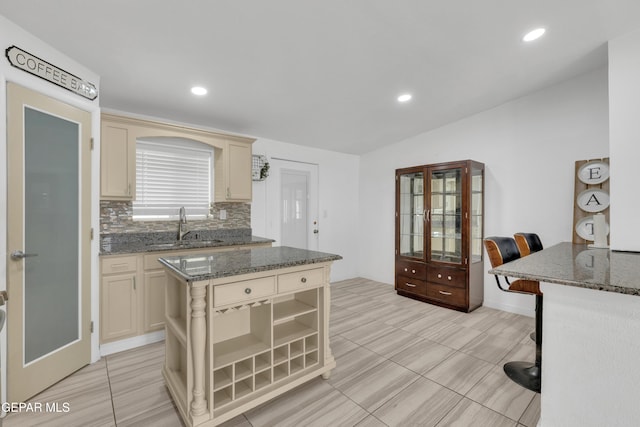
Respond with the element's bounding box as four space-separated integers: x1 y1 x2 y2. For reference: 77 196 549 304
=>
190 286 207 417
322 370 332 380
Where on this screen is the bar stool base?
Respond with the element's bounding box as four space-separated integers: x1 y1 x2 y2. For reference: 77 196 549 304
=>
504 361 541 393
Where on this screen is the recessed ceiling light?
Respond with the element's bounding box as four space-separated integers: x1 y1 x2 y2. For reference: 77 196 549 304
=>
397 94 412 103
523 28 546 42
191 86 208 96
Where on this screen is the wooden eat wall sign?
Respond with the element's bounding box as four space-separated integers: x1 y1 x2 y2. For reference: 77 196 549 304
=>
572 157 610 244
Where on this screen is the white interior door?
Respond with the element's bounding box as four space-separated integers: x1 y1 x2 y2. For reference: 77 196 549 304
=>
6 83 91 402
266 159 319 251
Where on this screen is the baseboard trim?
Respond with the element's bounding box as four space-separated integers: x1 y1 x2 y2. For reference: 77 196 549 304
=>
99 330 165 356
483 298 534 318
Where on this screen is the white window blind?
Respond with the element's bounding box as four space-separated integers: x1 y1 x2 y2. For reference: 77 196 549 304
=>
133 139 213 219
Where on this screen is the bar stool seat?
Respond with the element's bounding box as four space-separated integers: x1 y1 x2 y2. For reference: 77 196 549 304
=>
484 236 542 393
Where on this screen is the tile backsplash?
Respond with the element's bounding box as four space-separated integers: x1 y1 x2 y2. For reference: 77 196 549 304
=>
100 201 251 234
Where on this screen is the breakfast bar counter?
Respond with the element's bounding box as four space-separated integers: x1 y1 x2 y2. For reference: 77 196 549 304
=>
158 246 341 427
490 242 640 427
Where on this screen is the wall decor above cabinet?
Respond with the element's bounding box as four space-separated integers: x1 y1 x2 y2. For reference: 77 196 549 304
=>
395 160 484 312
100 114 255 202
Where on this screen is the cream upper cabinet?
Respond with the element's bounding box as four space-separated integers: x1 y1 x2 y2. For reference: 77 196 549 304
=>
216 140 253 202
101 120 136 200
100 113 255 202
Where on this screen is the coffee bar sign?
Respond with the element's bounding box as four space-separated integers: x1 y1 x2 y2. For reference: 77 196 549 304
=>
5 46 98 100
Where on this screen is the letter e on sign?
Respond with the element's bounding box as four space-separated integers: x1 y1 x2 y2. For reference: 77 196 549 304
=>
578 161 609 185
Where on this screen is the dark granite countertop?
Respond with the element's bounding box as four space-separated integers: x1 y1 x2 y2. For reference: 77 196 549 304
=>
489 242 640 296
100 229 274 255
158 246 342 282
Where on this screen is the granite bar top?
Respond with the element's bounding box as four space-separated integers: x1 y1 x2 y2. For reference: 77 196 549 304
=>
489 242 640 296
159 246 342 282
100 228 274 255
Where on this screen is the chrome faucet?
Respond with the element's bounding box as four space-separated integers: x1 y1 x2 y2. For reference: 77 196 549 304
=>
178 207 189 240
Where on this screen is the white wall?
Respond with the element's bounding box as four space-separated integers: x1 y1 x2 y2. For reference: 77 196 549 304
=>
609 28 640 252
251 138 360 282
0 14 102 404
358 67 609 316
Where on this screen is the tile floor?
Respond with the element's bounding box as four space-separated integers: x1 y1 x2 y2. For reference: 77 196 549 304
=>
3 278 540 427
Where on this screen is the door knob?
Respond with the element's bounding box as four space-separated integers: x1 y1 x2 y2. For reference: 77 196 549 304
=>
10 250 38 260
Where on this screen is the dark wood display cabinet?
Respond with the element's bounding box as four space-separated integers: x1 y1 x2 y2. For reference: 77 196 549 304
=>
395 160 484 312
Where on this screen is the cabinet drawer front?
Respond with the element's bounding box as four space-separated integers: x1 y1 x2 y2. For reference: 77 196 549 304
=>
102 256 138 274
396 261 426 279
278 268 324 293
426 283 466 306
427 267 466 288
214 276 276 307
396 275 427 296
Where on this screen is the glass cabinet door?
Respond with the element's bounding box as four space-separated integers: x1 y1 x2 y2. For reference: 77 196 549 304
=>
430 168 462 263
398 171 425 259
470 166 483 263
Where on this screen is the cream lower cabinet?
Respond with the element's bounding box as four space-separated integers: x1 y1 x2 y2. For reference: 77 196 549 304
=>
100 252 180 343
143 270 167 333
101 244 273 344
100 255 139 342
163 264 335 427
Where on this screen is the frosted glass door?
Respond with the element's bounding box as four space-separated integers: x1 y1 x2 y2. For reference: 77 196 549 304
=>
430 168 462 263
7 83 91 402
24 107 80 363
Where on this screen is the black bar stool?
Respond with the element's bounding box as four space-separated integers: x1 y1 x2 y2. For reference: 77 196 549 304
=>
484 236 542 393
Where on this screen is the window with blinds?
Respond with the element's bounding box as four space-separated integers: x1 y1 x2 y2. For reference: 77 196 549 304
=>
133 138 213 219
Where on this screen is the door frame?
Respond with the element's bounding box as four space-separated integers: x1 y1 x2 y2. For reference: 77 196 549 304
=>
0 82 94 401
266 158 319 251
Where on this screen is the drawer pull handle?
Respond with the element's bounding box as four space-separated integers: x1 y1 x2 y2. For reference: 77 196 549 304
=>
244 288 252 294
404 268 408 272
301 277 307 283
406 283 416 288
439 290 452 296
411 269 416 274
447 276 452 281
437 274 442 279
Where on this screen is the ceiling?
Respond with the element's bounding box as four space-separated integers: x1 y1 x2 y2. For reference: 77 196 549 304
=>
2 1 640 155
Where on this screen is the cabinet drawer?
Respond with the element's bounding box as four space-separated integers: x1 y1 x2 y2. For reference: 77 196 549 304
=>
102 256 138 274
214 276 276 307
278 268 324 293
396 275 427 296
426 283 466 307
427 267 466 288
396 261 426 279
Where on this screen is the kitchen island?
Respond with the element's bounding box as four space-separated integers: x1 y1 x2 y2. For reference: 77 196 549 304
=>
490 242 640 427
158 246 342 427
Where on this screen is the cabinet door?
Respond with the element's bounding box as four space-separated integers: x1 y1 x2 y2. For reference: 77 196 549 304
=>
428 165 464 264
470 165 484 264
101 273 137 342
101 122 135 200
396 169 426 262
143 270 167 332
226 141 252 201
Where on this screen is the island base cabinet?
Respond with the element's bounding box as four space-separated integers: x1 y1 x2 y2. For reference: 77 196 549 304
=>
163 264 336 427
